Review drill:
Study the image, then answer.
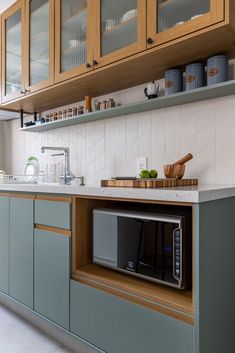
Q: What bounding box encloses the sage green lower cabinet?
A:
[70,280,194,353]
[34,229,70,330]
[0,197,10,294]
[9,197,34,308]
[195,198,235,353]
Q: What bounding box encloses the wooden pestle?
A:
[174,153,193,165]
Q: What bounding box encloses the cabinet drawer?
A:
[70,280,194,353]
[35,199,71,230]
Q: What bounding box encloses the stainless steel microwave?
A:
[93,208,192,289]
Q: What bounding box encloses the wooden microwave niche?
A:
[72,196,194,325]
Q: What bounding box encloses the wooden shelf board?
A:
[72,264,194,325]
[20,79,235,132]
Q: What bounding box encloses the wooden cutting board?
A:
[101,178,198,188]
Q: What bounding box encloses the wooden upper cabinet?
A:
[147,0,225,47]
[55,0,94,83]
[93,0,147,68]
[24,0,55,93]
[1,0,25,102]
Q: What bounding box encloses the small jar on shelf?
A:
[63,109,67,119]
[78,106,84,115]
[54,112,58,121]
[107,98,116,108]
[72,107,78,117]
[94,101,101,111]
[67,108,73,118]
[58,111,63,120]
[101,100,108,110]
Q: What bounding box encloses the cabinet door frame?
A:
[147,0,225,48]
[24,0,55,93]
[93,0,147,69]
[55,0,94,83]
[1,0,25,103]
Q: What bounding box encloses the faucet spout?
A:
[41,146,72,185]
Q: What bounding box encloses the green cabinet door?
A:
[70,280,194,353]
[34,229,70,329]
[0,196,10,294]
[9,197,34,308]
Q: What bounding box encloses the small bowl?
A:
[163,164,185,179]
[163,164,175,178]
[173,164,185,179]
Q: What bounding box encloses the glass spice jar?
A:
[58,111,63,120]
[72,107,78,117]
[63,109,67,119]
[107,98,116,108]
[94,101,101,111]
[54,112,58,121]
[67,108,73,118]
[78,106,84,115]
[45,114,50,122]
[101,100,108,110]
[49,112,54,121]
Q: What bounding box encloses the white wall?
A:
[0,0,15,13]
[4,81,235,186]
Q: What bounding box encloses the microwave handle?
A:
[173,228,183,284]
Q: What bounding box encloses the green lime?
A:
[140,170,150,178]
[150,169,158,178]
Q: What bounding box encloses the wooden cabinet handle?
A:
[147,37,154,44]
[86,63,92,68]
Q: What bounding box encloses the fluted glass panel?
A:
[61,0,87,73]
[6,10,21,95]
[158,0,210,33]
[30,0,50,86]
[101,0,137,56]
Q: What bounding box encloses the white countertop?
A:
[0,183,235,203]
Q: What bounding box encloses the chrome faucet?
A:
[41,146,85,186]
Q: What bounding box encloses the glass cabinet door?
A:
[1,1,24,102]
[25,0,54,92]
[55,0,92,82]
[93,0,146,68]
[147,0,224,47]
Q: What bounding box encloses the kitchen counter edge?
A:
[0,184,235,203]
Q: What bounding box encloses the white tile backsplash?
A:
[2,79,235,186]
